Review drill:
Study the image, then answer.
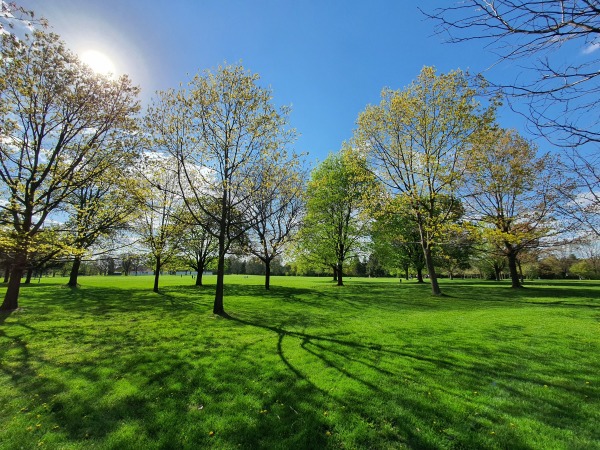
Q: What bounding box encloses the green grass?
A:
[1,275,599,449]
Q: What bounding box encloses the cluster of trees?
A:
[1,2,599,314]
[294,62,600,293]
[0,12,304,314]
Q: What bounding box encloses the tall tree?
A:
[424,2,600,243]
[464,128,562,288]
[0,30,139,311]
[356,66,495,295]
[298,146,376,286]
[147,64,296,315]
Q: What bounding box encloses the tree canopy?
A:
[146,64,299,314]
[0,30,139,310]
[297,146,376,286]
[356,66,496,295]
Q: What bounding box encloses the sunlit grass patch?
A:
[1,275,599,449]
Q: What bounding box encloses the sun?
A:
[81,50,116,77]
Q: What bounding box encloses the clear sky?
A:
[21,0,527,164]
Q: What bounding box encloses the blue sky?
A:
[23,0,525,163]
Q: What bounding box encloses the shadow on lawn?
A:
[13,277,600,317]
[224,310,599,449]
[1,319,336,448]
[2,279,599,449]
[441,282,600,310]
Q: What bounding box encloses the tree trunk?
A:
[213,227,226,314]
[423,245,441,295]
[264,259,271,290]
[3,263,10,283]
[213,249,225,315]
[24,268,33,284]
[68,256,82,287]
[195,263,204,286]
[506,246,522,288]
[416,267,424,283]
[1,251,26,311]
[404,266,409,280]
[213,184,228,316]
[494,265,502,281]
[337,262,343,286]
[517,259,525,284]
[332,265,338,282]
[153,256,161,293]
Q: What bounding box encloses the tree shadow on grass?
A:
[0,309,12,325]
[3,278,599,448]
[431,280,600,311]
[224,297,600,448]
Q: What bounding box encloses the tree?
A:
[298,146,376,286]
[147,64,296,315]
[356,66,495,295]
[424,0,600,148]
[424,2,600,243]
[371,197,426,282]
[472,244,508,281]
[245,156,305,290]
[180,210,219,287]
[120,252,144,276]
[64,161,139,287]
[0,30,139,311]
[555,149,600,238]
[573,241,600,279]
[134,155,185,293]
[464,128,562,288]
[570,260,598,279]
[437,226,477,280]
[365,253,387,278]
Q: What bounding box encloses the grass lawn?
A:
[1,275,599,449]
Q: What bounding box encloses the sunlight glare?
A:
[81,50,116,76]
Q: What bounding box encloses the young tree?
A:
[464,128,562,288]
[356,66,495,295]
[0,30,139,311]
[245,157,305,290]
[64,163,139,287]
[147,64,297,315]
[298,146,376,286]
[180,208,219,287]
[371,197,426,282]
[133,155,185,293]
